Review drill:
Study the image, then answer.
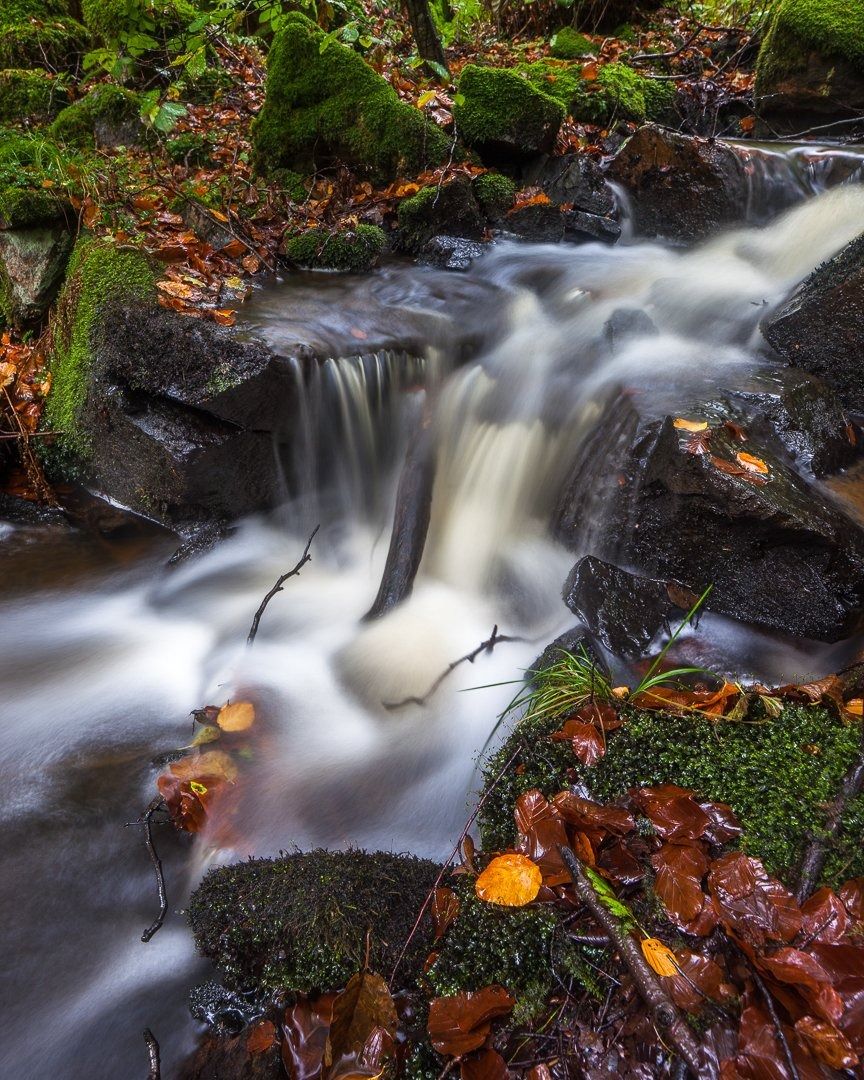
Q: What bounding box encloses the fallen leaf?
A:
[641,937,678,976]
[551,718,604,765]
[476,853,542,907]
[630,785,711,841]
[282,994,336,1080]
[427,986,514,1056]
[794,1016,859,1070]
[708,851,802,947]
[217,700,255,731]
[735,452,769,474]
[651,842,708,926]
[248,1019,278,1054]
[673,418,708,432]
[431,887,460,943]
[514,790,570,885]
[417,90,437,107]
[211,308,237,326]
[328,972,397,1072]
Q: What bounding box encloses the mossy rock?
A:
[0,0,70,26]
[550,27,593,60]
[517,60,586,115]
[252,12,450,181]
[188,849,441,995]
[453,65,564,160]
[283,223,387,272]
[480,703,864,888]
[0,70,66,124]
[572,62,676,125]
[472,172,515,220]
[755,0,864,129]
[165,132,213,167]
[397,177,484,254]
[0,17,89,73]
[51,84,143,148]
[44,236,156,459]
[81,0,196,47]
[0,131,75,227]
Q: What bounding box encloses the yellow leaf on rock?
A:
[475,853,542,907]
[736,452,769,474]
[217,700,255,731]
[673,418,708,432]
[641,937,678,976]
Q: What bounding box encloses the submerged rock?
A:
[420,234,487,271]
[762,232,864,413]
[606,124,747,244]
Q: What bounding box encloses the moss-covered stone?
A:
[481,703,864,887]
[0,131,74,227]
[0,70,65,124]
[550,27,593,59]
[283,223,387,272]
[81,0,196,47]
[50,84,142,148]
[44,236,155,458]
[0,17,89,73]
[252,12,450,181]
[572,62,676,124]
[453,64,564,159]
[518,59,586,115]
[397,176,484,253]
[0,0,69,24]
[472,171,515,219]
[188,849,441,995]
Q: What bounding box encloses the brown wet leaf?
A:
[514,789,570,885]
[550,718,605,765]
[431,887,460,943]
[247,1019,278,1054]
[217,700,255,731]
[630,784,711,841]
[800,888,849,945]
[651,842,708,926]
[282,994,336,1080]
[427,986,514,1056]
[460,1048,509,1080]
[708,851,802,947]
[551,791,635,837]
[794,1016,859,1070]
[839,878,864,922]
[667,950,736,1012]
[328,972,397,1068]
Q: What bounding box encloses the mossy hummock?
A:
[0,70,65,124]
[0,2,89,73]
[283,223,387,272]
[572,62,676,124]
[550,27,593,60]
[453,65,564,159]
[50,84,143,148]
[81,0,196,47]
[0,131,74,227]
[44,236,155,458]
[189,849,441,995]
[481,703,864,887]
[472,172,516,219]
[252,12,450,181]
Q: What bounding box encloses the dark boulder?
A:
[762,233,864,413]
[530,627,608,677]
[522,153,617,217]
[397,177,485,254]
[602,307,658,354]
[419,235,487,271]
[501,203,564,244]
[605,125,747,244]
[562,209,621,245]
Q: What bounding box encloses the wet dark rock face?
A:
[762,232,864,413]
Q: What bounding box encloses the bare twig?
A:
[127,796,168,943]
[144,1028,161,1080]
[383,624,526,709]
[558,845,706,1079]
[247,525,319,646]
[750,967,800,1080]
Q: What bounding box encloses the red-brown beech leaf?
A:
[514,790,570,885]
[551,719,605,765]
[808,942,864,1052]
[247,1019,278,1054]
[666,950,737,1013]
[629,785,711,841]
[432,887,460,943]
[651,842,709,926]
[756,947,844,1024]
[794,1016,859,1070]
[573,700,624,731]
[699,800,743,846]
[460,1048,509,1080]
[596,838,645,885]
[731,993,825,1080]
[328,972,398,1066]
[839,878,864,922]
[551,791,635,836]
[282,993,336,1080]
[428,986,515,1056]
[708,852,802,947]
[800,888,849,946]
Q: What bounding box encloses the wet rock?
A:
[0,221,73,324]
[522,152,617,217]
[501,203,564,244]
[180,1028,281,1080]
[606,125,747,244]
[454,65,564,162]
[0,491,68,529]
[419,234,487,271]
[189,982,263,1033]
[397,177,484,254]
[530,627,608,676]
[562,209,621,245]
[563,556,687,658]
[761,233,864,413]
[182,199,235,251]
[602,307,658,354]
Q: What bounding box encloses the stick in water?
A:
[126,796,168,943]
[144,1028,161,1080]
[247,525,320,646]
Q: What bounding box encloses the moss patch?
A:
[756,0,864,97]
[81,0,195,47]
[550,27,593,59]
[283,223,387,272]
[189,849,441,995]
[572,62,676,124]
[473,172,515,219]
[252,12,450,181]
[0,131,75,227]
[44,236,155,458]
[453,64,564,157]
[0,70,65,124]
[481,704,863,887]
[0,12,89,73]
[50,84,142,148]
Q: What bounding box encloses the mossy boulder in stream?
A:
[397,176,485,253]
[283,223,387,272]
[252,12,450,180]
[571,62,676,125]
[756,0,864,132]
[189,850,441,995]
[480,703,864,888]
[453,65,564,161]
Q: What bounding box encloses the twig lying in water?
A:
[558,844,706,1079]
[383,624,526,709]
[144,1028,161,1080]
[247,525,319,646]
[127,796,168,943]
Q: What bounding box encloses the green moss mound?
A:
[0,0,70,25]
[481,703,863,886]
[50,84,142,147]
[0,131,75,227]
[44,237,155,458]
[473,172,515,219]
[0,17,88,73]
[188,849,441,995]
[550,27,593,59]
[518,59,585,115]
[756,0,864,97]
[0,70,65,123]
[453,65,564,157]
[252,12,450,181]
[283,223,387,272]
[81,0,195,47]
[572,62,675,124]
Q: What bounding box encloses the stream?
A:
[3,140,864,1078]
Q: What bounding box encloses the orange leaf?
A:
[475,853,542,907]
[846,698,864,716]
[641,937,678,976]
[217,700,255,731]
[211,308,236,326]
[736,452,769,474]
[673,418,708,432]
[222,238,246,258]
[247,1019,277,1054]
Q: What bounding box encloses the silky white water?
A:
[2,170,864,1078]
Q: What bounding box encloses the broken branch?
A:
[127,796,168,943]
[247,525,319,646]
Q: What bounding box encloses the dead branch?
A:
[247,525,319,646]
[558,844,706,1079]
[384,624,526,709]
[127,796,168,943]
[144,1028,161,1080]
[750,967,800,1080]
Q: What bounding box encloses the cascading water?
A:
[3,152,864,1079]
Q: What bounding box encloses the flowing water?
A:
[3,142,864,1078]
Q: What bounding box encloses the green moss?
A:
[481,704,863,886]
[0,70,65,123]
[81,0,196,47]
[44,236,155,458]
[0,17,89,72]
[826,790,864,887]
[453,64,565,155]
[756,0,864,97]
[177,65,232,105]
[572,61,675,124]
[473,172,515,218]
[283,223,387,272]
[252,12,450,181]
[0,130,75,226]
[165,131,211,166]
[518,59,586,114]
[270,168,309,202]
[50,84,142,147]
[0,0,69,27]
[188,849,441,995]
[550,27,593,59]
[0,186,67,227]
